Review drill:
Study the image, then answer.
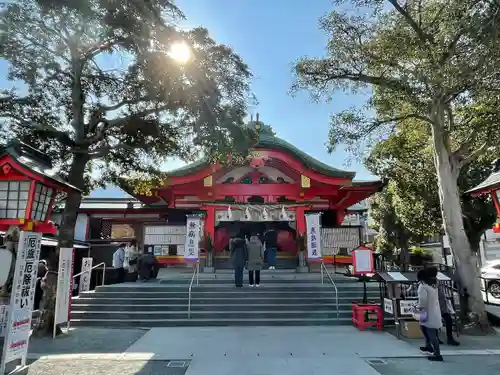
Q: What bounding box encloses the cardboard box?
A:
[401,320,423,339]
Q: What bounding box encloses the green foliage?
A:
[293,0,500,161]
[0,0,256,192]
[366,119,498,250]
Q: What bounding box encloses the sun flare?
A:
[168,42,192,63]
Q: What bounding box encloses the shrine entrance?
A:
[211,205,299,269]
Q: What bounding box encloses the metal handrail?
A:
[187,261,200,319]
[320,262,340,320]
[72,262,106,287]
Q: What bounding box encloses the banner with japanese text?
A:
[305,213,322,259]
[184,215,201,261]
[1,231,41,372]
[54,248,74,327]
[78,257,93,294]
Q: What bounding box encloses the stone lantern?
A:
[468,159,500,233]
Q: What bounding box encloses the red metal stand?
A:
[352,302,383,331]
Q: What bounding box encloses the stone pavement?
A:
[23,326,500,375]
[369,355,500,375]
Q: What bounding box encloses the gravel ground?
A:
[26,359,189,375]
[369,355,500,375]
[28,328,148,355]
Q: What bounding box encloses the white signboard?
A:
[184,215,201,261]
[54,248,74,331]
[352,248,374,274]
[399,299,418,316]
[383,298,394,315]
[305,213,322,259]
[0,231,41,373]
[78,258,93,294]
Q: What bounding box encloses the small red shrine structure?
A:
[120,120,382,262]
[468,159,500,233]
[0,140,79,234]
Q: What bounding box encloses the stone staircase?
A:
[70,272,381,327]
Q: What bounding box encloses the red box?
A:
[352,302,383,331]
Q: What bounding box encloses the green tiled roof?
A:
[167,130,356,179]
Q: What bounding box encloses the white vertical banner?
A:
[184,215,201,261]
[305,213,322,259]
[54,248,74,333]
[1,231,42,373]
[78,257,93,294]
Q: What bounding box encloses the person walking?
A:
[230,232,247,288]
[263,226,278,270]
[417,269,443,361]
[246,232,264,287]
[112,243,126,284]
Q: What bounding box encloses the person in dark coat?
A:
[34,260,48,310]
[137,252,159,281]
[263,226,278,269]
[230,233,247,287]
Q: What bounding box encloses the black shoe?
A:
[428,354,444,362]
[447,339,460,346]
[420,346,433,354]
[438,339,444,345]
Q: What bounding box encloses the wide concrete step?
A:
[69,317,353,327]
[71,302,350,312]
[70,310,351,320]
[95,284,379,293]
[79,290,379,299]
[72,296,367,305]
[133,278,377,285]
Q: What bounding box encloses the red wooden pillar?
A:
[296,207,306,236]
[204,206,216,240]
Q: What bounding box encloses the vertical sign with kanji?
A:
[54,248,74,337]
[0,231,41,374]
[184,215,201,262]
[78,257,93,294]
[305,213,322,260]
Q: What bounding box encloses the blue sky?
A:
[0,0,375,199]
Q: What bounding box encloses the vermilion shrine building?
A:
[76,121,381,267]
[1,123,382,269]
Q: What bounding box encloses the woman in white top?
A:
[418,269,443,361]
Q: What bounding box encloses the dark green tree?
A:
[293,0,500,329]
[0,0,255,335]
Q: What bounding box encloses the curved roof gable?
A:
[167,125,356,179]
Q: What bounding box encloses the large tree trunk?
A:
[34,153,88,336]
[430,117,490,331]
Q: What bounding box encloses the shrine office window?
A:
[31,184,53,221]
[0,181,30,219]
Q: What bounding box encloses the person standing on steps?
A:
[112,243,126,284]
[263,225,278,270]
[246,232,264,287]
[230,232,247,288]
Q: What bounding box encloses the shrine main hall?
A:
[67,120,382,269]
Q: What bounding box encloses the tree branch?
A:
[88,142,139,160]
[368,113,433,133]
[458,141,489,168]
[388,0,435,46]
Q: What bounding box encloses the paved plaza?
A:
[23,326,500,375]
